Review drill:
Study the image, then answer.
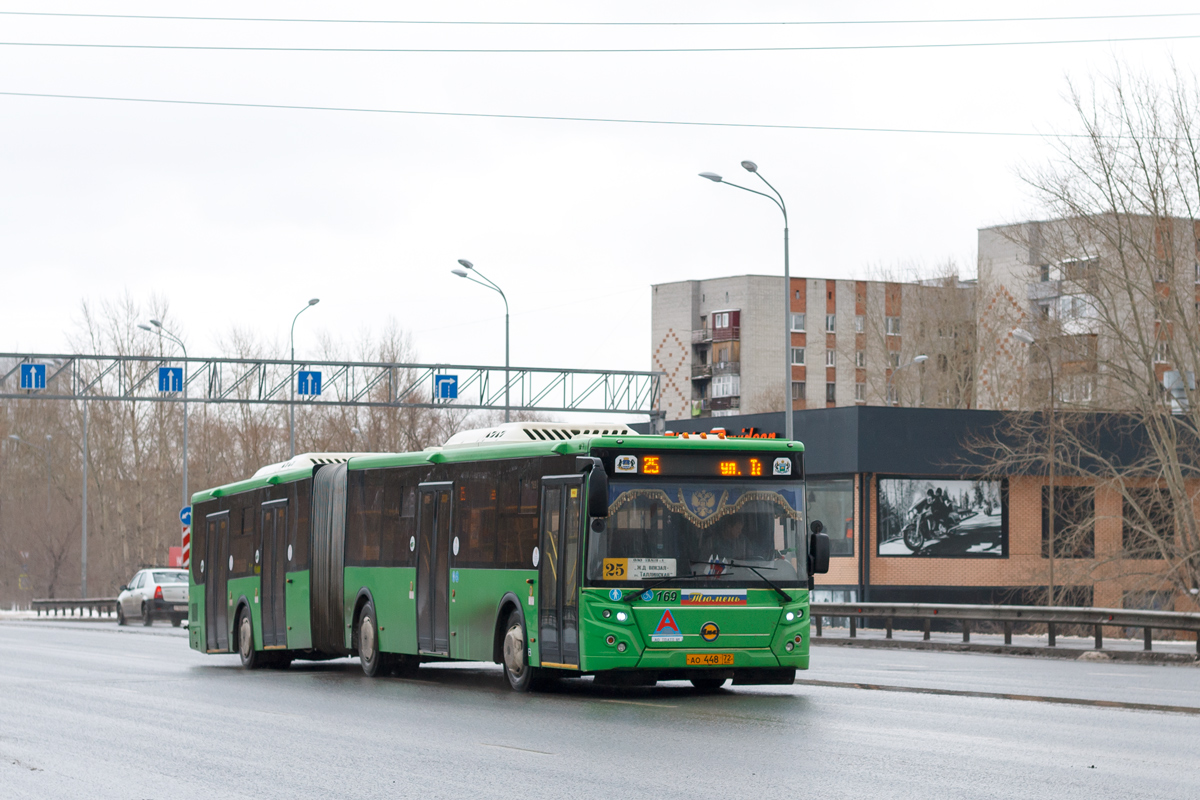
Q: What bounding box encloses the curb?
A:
[812,636,1200,666]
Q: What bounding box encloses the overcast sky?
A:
[2,1,1198,386]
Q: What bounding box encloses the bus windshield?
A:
[586,480,806,588]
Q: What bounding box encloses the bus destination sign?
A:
[610,452,794,478]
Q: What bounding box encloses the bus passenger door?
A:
[260,500,288,648]
[416,483,453,655]
[538,476,583,669]
[204,512,230,651]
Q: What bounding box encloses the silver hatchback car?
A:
[117,569,189,626]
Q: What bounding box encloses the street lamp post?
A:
[140,321,189,514]
[886,354,929,406]
[452,260,510,422]
[289,299,320,458]
[700,162,793,443]
[1013,327,1057,606]
[7,434,52,516]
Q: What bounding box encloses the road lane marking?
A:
[795,678,1200,716]
[597,698,678,708]
[479,743,553,755]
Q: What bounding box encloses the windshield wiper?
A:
[620,571,728,603]
[690,560,793,603]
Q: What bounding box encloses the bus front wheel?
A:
[502,609,540,692]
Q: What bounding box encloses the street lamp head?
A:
[1011,327,1036,345]
[8,434,19,441]
[913,354,929,364]
[457,259,474,270]
[137,324,154,332]
[451,269,469,278]
[308,298,320,306]
[149,319,162,328]
[699,172,723,183]
[740,160,758,173]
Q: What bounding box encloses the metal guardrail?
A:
[811,602,1200,654]
[32,598,117,618]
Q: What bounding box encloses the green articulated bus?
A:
[187,423,831,691]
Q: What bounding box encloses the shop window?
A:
[807,479,854,556]
[1041,486,1094,558]
[1122,489,1171,559]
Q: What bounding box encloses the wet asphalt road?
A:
[1,620,1196,800]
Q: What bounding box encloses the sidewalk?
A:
[813,624,1199,664]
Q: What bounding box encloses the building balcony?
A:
[692,326,739,344]
[712,360,740,376]
[1027,280,1062,301]
[692,363,713,380]
[691,328,712,344]
[706,396,740,411]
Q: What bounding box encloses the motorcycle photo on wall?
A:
[877,477,1007,557]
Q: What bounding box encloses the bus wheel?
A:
[358,601,390,678]
[237,608,262,669]
[689,677,727,692]
[502,609,540,692]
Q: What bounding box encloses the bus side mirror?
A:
[577,456,609,518]
[809,523,830,575]
[588,467,609,518]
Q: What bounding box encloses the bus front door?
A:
[416,483,453,655]
[538,476,583,669]
[204,511,230,651]
[260,500,288,648]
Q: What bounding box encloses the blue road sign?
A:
[180,506,192,527]
[19,364,46,390]
[297,370,322,396]
[434,374,458,400]
[158,366,183,392]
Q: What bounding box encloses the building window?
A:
[791,313,806,332]
[1194,262,1200,284]
[855,351,865,368]
[712,374,740,398]
[886,384,897,405]
[792,381,805,399]
[791,347,805,365]
[825,383,836,403]
[1154,341,1169,364]
[889,352,901,369]
[1122,489,1170,559]
[714,312,730,328]
[1042,486,1095,559]
[885,316,901,336]
[825,350,836,367]
[855,315,864,333]
[825,314,836,333]
[806,479,854,556]
[1040,264,1051,282]
[855,383,865,402]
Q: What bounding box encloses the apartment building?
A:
[652,274,975,422]
[976,215,1200,411]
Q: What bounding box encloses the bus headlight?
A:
[615,611,628,622]
[785,612,795,621]
[617,642,627,652]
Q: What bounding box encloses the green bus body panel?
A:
[190,469,311,506]
[576,588,811,672]
[450,569,536,663]
[348,434,803,473]
[188,582,205,652]
[343,566,418,654]
[286,570,312,650]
